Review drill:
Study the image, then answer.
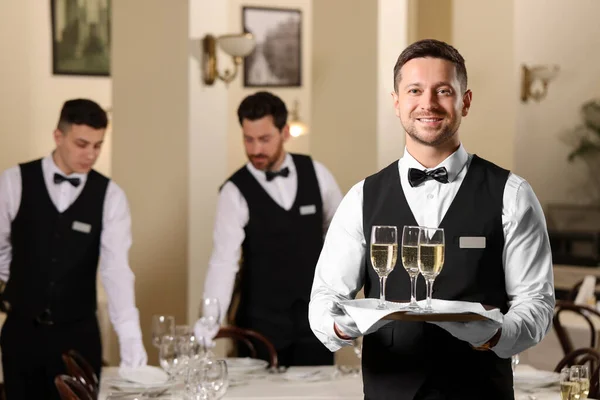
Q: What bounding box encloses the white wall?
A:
[0,0,112,176]
[514,0,600,206]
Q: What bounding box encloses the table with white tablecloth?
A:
[98,364,579,400]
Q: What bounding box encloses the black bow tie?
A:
[265,167,290,182]
[408,167,449,187]
[53,173,81,188]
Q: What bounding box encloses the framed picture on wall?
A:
[50,0,111,76]
[242,6,302,87]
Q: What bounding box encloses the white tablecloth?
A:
[99,366,363,400]
[98,365,577,400]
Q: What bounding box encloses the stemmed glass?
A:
[401,226,421,311]
[186,358,229,400]
[370,226,398,309]
[579,364,590,399]
[196,298,221,357]
[152,315,175,348]
[418,227,445,313]
[158,335,181,380]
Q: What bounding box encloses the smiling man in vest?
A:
[0,99,147,399]
[309,39,555,399]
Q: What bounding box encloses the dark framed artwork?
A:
[242,6,302,87]
[51,0,111,76]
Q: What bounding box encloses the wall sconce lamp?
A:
[521,64,560,103]
[289,100,308,137]
[202,33,256,85]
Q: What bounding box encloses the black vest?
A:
[228,154,323,313]
[361,155,513,400]
[4,159,109,323]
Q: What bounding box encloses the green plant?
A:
[563,99,600,203]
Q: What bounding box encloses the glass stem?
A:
[410,275,417,305]
[426,279,434,309]
[380,276,388,305]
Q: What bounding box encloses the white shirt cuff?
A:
[319,314,353,352]
[492,317,518,359]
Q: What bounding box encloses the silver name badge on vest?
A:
[459,236,486,249]
[299,204,317,216]
[72,221,92,234]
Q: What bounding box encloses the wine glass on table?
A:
[152,315,175,348]
[417,227,445,313]
[401,225,422,311]
[370,225,398,310]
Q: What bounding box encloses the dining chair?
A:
[554,347,600,398]
[62,349,99,398]
[553,302,600,356]
[215,325,279,368]
[54,374,94,400]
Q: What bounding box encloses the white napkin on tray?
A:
[339,298,503,335]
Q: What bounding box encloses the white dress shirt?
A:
[204,153,343,321]
[0,154,143,341]
[309,144,555,359]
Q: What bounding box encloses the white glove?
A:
[119,337,148,368]
[428,320,502,347]
[193,318,219,349]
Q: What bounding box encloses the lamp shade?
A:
[218,33,256,57]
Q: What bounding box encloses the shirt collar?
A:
[246,152,294,182]
[401,143,468,183]
[43,153,88,185]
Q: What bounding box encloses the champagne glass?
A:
[418,227,445,313]
[569,366,583,400]
[401,226,421,311]
[370,225,398,309]
[578,364,590,399]
[561,367,575,400]
[152,315,175,348]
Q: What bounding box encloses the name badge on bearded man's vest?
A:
[299,204,317,215]
[72,221,92,234]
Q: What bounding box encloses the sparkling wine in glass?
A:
[152,315,175,348]
[579,364,590,399]
[370,225,398,309]
[418,227,445,313]
[401,226,421,311]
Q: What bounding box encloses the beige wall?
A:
[311,0,378,194]
[451,0,516,170]
[112,0,189,365]
[226,0,313,175]
[514,0,600,207]
[409,0,453,44]
[0,0,112,176]
[187,0,230,332]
